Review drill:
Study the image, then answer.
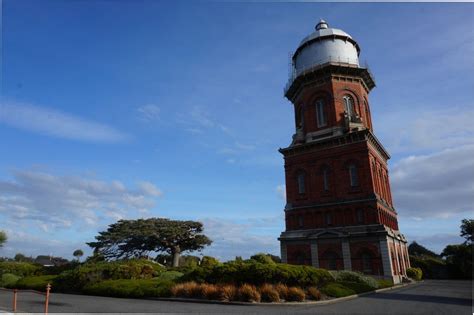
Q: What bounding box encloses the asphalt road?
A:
[0,280,472,314]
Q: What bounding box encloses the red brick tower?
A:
[279,20,410,283]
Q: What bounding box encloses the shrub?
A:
[320,283,356,298]
[259,284,280,302]
[307,286,321,300]
[286,286,305,302]
[377,279,393,288]
[54,259,164,292]
[0,262,41,277]
[200,256,220,268]
[250,253,276,265]
[406,267,423,281]
[156,271,183,282]
[170,281,201,298]
[201,283,221,300]
[274,283,289,300]
[8,275,57,291]
[192,260,334,287]
[0,273,21,287]
[220,284,238,301]
[338,281,374,294]
[83,278,173,298]
[331,270,378,289]
[238,284,261,302]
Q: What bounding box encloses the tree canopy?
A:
[73,249,84,261]
[460,219,473,245]
[87,218,212,266]
[0,231,6,248]
[408,241,439,258]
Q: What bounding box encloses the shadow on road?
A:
[366,293,472,306]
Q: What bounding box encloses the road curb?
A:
[149,281,420,306]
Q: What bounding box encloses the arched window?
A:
[349,164,359,187]
[343,95,355,117]
[315,99,327,127]
[297,172,306,194]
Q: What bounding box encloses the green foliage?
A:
[0,262,41,277]
[182,260,334,287]
[200,256,220,268]
[0,231,6,248]
[8,275,57,291]
[14,253,33,263]
[0,273,21,287]
[330,270,379,289]
[320,283,356,298]
[441,244,472,279]
[250,253,277,265]
[409,255,447,279]
[73,249,84,260]
[408,241,439,258]
[87,218,212,266]
[460,219,473,245]
[406,267,423,280]
[377,279,393,288]
[156,271,183,281]
[83,278,174,298]
[337,281,374,293]
[54,259,165,292]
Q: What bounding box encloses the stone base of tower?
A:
[279,224,410,284]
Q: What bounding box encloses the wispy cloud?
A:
[0,168,163,231]
[276,185,286,200]
[137,104,160,122]
[0,102,128,142]
[177,106,231,136]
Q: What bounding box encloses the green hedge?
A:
[0,273,21,287]
[0,262,41,277]
[156,271,183,282]
[54,259,165,292]
[337,281,374,294]
[7,275,57,291]
[330,271,379,289]
[182,261,334,287]
[406,267,423,281]
[320,283,356,298]
[83,278,174,298]
[377,279,393,288]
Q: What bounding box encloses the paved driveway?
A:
[0,280,471,314]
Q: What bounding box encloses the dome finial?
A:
[316,19,328,30]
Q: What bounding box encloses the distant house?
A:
[34,255,69,267]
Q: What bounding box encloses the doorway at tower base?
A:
[279,224,410,284]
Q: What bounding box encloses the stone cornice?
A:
[279,129,390,161]
[285,63,376,102]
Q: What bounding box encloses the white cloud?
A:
[137,104,160,122]
[177,106,231,136]
[0,169,163,231]
[376,107,474,153]
[0,102,128,142]
[200,217,281,261]
[392,145,474,219]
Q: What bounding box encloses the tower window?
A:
[343,95,355,117]
[356,209,364,223]
[297,172,306,194]
[322,168,330,191]
[349,164,359,187]
[325,212,332,226]
[298,215,304,228]
[315,99,327,127]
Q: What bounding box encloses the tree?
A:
[73,249,84,261]
[87,218,212,267]
[408,241,439,257]
[0,231,6,248]
[460,219,473,245]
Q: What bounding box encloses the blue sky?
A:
[1,1,473,260]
